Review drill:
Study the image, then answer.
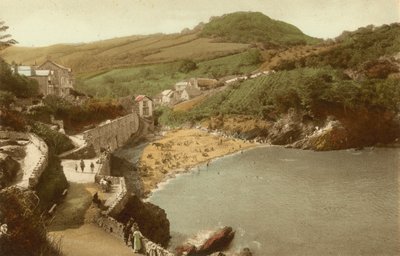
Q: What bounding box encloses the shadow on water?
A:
[149,147,400,255]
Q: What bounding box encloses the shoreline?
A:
[136,128,258,197]
[143,144,264,200]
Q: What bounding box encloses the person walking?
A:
[80,159,85,172]
[123,219,134,245]
[90,162,95,173]
[131,223,142,253]
[75,163,78,172]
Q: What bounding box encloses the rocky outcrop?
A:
[198,226,235,255]
[0,153,20,189]
[116,195,170,247]
[176,226,235,256]
[206,106,400,151]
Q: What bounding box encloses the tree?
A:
[178,59,197,73]
[0,21,17,51]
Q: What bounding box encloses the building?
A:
[174,81,189,92]
[135,95,153,117]
[180,87,202,101]
[161,89,175,105]
[13,60,74,97]
[189,78,219,90]
[13,66,54,95]
[37,60,74,96]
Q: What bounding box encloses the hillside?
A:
[278,23,400,70]
[200,12,321,46]
[160,23,400,150]
[1,12,320,75]
[75,49,262,98]
[2,33,249,74]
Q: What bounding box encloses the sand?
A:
[139,129,256,195]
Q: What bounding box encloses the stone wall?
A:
[95,173,129,217]
[83,113,140,154]
[26,134,49,189]
[97,215,174,256]
[0,131,49,189]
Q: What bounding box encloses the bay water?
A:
[148,146,399,255]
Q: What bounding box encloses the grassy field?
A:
[75,50,262,98]
[2,33,249,74]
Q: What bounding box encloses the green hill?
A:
[279,23,400,70]
[200,12,321,46]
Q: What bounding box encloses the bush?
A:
[178,59,197,73]
[0,187,62,255]
[35,153,68,211]
[0,59,39,98]
[0,109,27,131]
[30,122,74,154]
[0,91,15,108]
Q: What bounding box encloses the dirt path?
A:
[50,224,138,256]
[48,181,141,256]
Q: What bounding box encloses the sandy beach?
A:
[138,129,256,195]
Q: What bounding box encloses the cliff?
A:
[206,107,400,151]
[110,154,171,247]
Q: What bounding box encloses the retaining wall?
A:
[95,173,129,217]
[97,215,174,256]
[83,113,140,154]
[27,133,49,189]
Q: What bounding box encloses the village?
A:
[2,4,399,255]
[1,59,266,256]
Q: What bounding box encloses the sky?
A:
[0,0,399,47]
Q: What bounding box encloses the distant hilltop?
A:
[199,12,321,45]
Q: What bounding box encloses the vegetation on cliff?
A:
[0,59,39,98]
[0,187,62,256]
[279,23,400,70]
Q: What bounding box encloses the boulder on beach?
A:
[175,226,235,256]
[198,226,235,255]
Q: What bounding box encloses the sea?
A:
[147,146,400,255]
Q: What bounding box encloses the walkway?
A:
[49,131,143,256]
[61,158,100,183]
[50,224,140,256]
[15,140,43,187]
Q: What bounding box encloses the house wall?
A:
[30,76,49,95]
[39,62,73,96]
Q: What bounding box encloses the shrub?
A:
[30,122,74,154]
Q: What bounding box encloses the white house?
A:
[135,95,153,117]
[180,87,202,101]
[175,81,189,92]
[161,89,175,105]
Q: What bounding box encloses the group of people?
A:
[75,159,95,173]
[99,177,112,192]
[123,219,143,253]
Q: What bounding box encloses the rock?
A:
[197,226,235,255]
[175,244,197,256]
[115,194,170,247]
[210,252,226,256]
[0,153,20,189]
[239,247,252,256]
[0,145,26,159]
